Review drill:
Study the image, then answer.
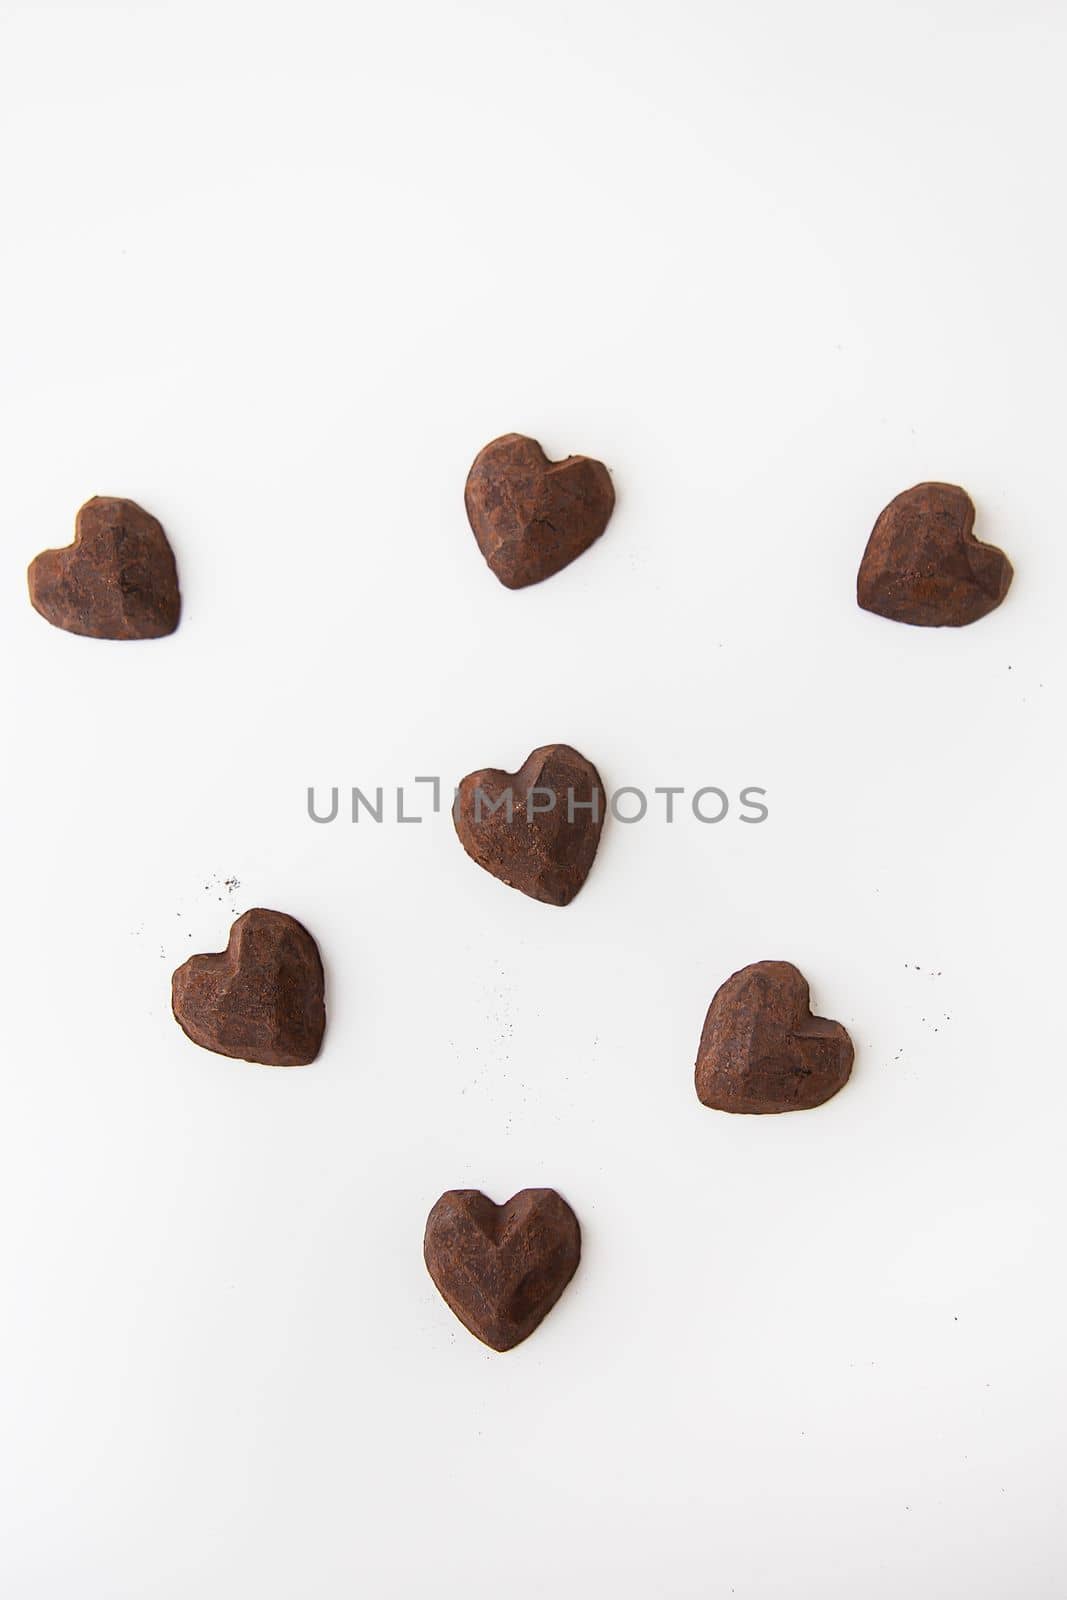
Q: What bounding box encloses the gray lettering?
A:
[739,786,769,824]
[692,787,729,823]
[414,775,441,813]
[654,786,684,823]
[567,787,601,823]
[526,786,557,821]
[396,787,421,823]
[474,787,513,823]
[351,787,384,822]
[307,786,339,824]
[611,786,648,823]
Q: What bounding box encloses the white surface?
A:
[1,2,1065,1595]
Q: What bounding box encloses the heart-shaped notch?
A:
[172,908,325,1066]
[857,481,1013,627]
[695,961,853,1114]
[453,743,605,906]
[28,496,181,640]
[465,433,614,588]
[424,1188,581,1352]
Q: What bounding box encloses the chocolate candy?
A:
[695,960,853,1114]
[424,1188,581,1352]
[453,743,605,906]
[172,908,325,1066]
[28,496,180,640]
[464,433,614,588]
[857,481,1013,627]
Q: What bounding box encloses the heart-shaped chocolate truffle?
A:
[453,743,605,906]
[695,961,853,1114]
[172,908,325,1066]
[424,1188,581,1352]
[465,433,614,588]
[28,496,181,639]
[857,481,1013,627]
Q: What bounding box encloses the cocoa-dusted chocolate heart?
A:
[172,908,325,1066]
[464,433,614,588]
[857,481,1013,627]
[28,496,180,639]
[695,961,853,1114]
[453,743,605,906]
[424,1188,581,1352]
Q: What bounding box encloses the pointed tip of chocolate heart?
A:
[171,907,325,1066]
[857,481,1013,627]
[453,742,605,906]
[28,496,181,640]
[424,1188,581,1351]
[695,960,854,1114]
[465,433,614,589]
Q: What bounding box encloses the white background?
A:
[1,1,1064,1595]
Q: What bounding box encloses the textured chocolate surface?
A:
[695,960,853,1114]
[424,1188,581,1352]
[453,743,605,906]
[172,909,325,1066]
[464,433,614,588]
[28,496,180,639]
[857,481,1012,627]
